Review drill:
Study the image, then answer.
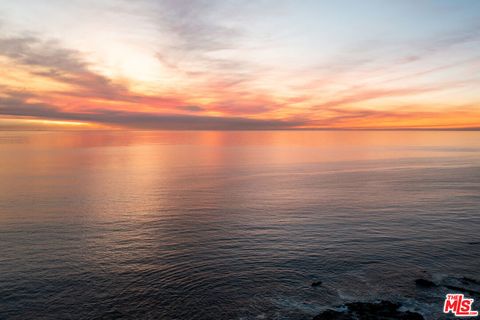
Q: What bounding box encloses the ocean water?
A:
[0,130,479,320]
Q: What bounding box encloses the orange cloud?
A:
[1,29,480,130]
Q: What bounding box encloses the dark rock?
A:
[312,300,425,320]
[415,278,436,288]
[311,281,323,287]
[313,309,351,320]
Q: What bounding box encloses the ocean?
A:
[0,130,479,319]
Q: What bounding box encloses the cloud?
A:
[177,105,204,112]
[311,87,435,110]
[299,22,480,96]
[307,103,480,129]
[0,30,280,121]
[151,0,241,53]
[0,36,86,72]
[0,32,189,111]
[0,93,304,130]
[143,0,266,93]
[1,7,480,130]
[0,34,128,99]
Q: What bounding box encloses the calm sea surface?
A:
[0,130,479,319]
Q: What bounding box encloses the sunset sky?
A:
[1,0,479,130]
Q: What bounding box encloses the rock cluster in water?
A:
[414,278,436,288]
[312,300,424,320]
[311,275,480,319]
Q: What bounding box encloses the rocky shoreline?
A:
[313,300,424,320]
[310,275,480,320]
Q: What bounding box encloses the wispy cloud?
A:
[0,1,480,129]
[0,91,304,129]
[0,34,128,99]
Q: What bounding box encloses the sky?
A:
[0,0,479,130]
